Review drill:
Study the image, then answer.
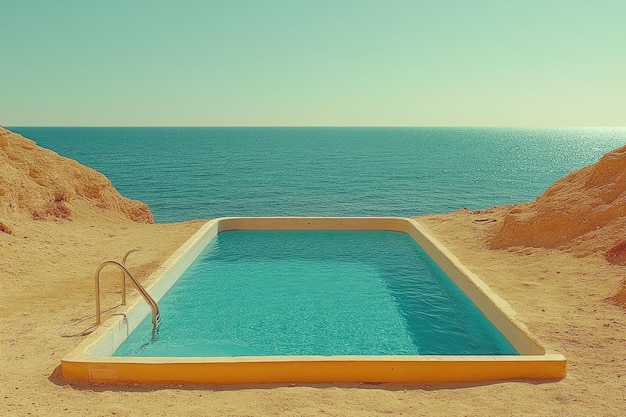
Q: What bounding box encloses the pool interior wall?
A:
[62,217,566,384]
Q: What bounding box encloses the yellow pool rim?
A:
[61,217,566,384]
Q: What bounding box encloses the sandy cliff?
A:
[484,144,626,306]
[0,126,153,234]
[489,144,626,264]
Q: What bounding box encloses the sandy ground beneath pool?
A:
[1,126,625,416]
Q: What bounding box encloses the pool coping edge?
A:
[61,217,566,384]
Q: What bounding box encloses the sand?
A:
[1,127,625,416]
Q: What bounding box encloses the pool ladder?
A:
[94,249,161,338]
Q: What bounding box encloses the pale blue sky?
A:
[2,0,625,126]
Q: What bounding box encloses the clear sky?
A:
[2,0,625,126]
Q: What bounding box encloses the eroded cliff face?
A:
[488,144,626,265]
[0,126,153,233]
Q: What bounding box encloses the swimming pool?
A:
[62,217,566,384]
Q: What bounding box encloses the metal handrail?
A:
[94,259,160,335]
[120,248,139,305]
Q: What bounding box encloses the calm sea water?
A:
[114,230,516,357]
[9,127,626,222]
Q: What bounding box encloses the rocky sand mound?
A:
[0,126,152,233]
[489,144,626,263]
[488,144,626,306]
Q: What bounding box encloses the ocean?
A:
[9,127,626,223]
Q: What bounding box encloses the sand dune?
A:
[487,143,626,307]
[1,127,625,416]
[0,126,152,229]
[489,144,626,260]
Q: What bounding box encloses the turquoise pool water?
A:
[114,230,517,357]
